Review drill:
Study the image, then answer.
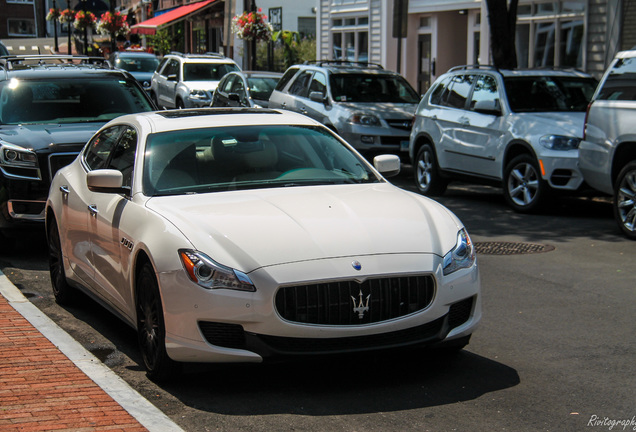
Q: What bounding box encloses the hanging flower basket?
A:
[96,11,130,37]
[231,9,272,42]
[74,10,96,31]
[59,9,76,25]
[47,8,61,21]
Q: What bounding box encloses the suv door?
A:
[284,70,314,115]
[299,71,329,122]
[269,67,300,109]
[158,59,180,109]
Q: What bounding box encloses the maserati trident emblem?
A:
[352,260,362,271]
[351,290,370,319]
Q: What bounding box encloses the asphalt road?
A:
[1,165,634,432]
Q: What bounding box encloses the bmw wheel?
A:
[613,161,636,240]
[414,143,447,196]
[136,262,179,382]
[503,154,547,213]
[48,219,74,305]
[176,99,185,109]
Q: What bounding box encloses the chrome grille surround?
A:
[275,274,436,326]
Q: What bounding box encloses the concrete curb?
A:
[0,270,184,432]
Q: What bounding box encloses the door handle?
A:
[59,185,69,194]
[281,102,286,109]
[300,107,308,114]
[88,205,98,217]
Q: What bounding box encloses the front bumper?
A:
[538,151,585,190]
[159,253,481,363]
[338,125,411,154]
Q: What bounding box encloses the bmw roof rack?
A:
[0,54,111,80]
[448,64,499,72]
[169,51,227,59]
[304,60,384,69]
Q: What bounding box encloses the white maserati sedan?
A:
[46,108,481,381]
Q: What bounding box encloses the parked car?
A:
[46,108,481,381]
[211,71,282,108]
[579,49,636,239]
[268,61,420,155]
[0,54,156,242]
[109,51,160,91]
[409,65,597,212]
[0,41,9,56]
[150,52,240,109]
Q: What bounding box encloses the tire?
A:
[176,99,184,109]
[414,143,448,196]
[503,154,548,213]
[613,161,636,240]
[47,220,75,305]
[136,262,179,382]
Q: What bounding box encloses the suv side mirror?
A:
[167,74,178,81]
[309,91,328,105]
[473,100,502,116]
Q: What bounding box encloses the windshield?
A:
[246,76,279,101]
[503,76,597,112]
[115,56,160,73]
[184,63,240,81]
[329,73,420,103]
[0,78,155,125]
[143,125,380,196]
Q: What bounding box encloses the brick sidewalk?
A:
[0,294,148,432]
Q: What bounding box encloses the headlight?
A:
[0,141,39,168]
[539,135,580,150]
[443,228,475,275]
[179,249,255,292]
[188,89,211,100]
[348,113,381,126]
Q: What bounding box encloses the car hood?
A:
[183,80,221,92]
[129,71,154,82]
[512,111,586,137]
[146,183,461,272]
[0,123,102,151]
[337,102,417,118]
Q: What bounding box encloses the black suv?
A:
[0,55,156,241]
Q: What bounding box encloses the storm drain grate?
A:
[474,242,555,255]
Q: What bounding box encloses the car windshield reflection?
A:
[143,125,380,196]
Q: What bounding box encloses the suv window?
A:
[289,71,313,96]
[309,72,327,97]
[469,75,499,110]
[443,74,474,109]
[504,76,596,112]
[276,67,299,91]
[597,57,636,101]
[329,73,420,103]
[164,59,180,78]
[429,77,451,105]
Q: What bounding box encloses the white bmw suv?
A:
[409,66,597,212]
[150,52,240,109]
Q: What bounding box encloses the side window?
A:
[84,126,123,171]
[469,75,500,111]
[597,58,636,100]
[288,71,313,97]
[429,77,451,106]
[164,60,180,79]
[108,127,137,188]
[444,74,475,110]
[309,72,327,97]
[276,67,300,91]
[222,75,235,93]
[231,78,246,100]
[156,57,169,75]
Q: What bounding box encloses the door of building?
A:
[417,34,433,95]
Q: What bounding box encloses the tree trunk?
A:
[485,0,519,69]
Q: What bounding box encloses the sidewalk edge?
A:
[0,271,184,432]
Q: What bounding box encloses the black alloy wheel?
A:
[48,220,74,305]
[614,161,636,240]
[503,154,547,213]
[414,143,448,196]
[136,262,179,382]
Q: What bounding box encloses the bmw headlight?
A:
[188,89,210,100]
[0,141,38,168]
[443,228,476,276]
[539,135,580,150]
[348,113,381,126]
[179,249,255,292]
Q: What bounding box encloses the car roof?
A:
[0,55,131,81]
[115,108,322,133]
[294,61,395,75]
[239,71,283,78]
[446,64,593,79]
[614,49,636,59]
[113,51,157,58]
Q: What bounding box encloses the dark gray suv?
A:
[268,61,420,155]
[0,55,156,242]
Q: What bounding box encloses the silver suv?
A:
[268,61,420,155]
[150,52,240,109]
[409,65,597,212]
[579,49,636,239]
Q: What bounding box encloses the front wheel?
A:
[414,143,448,196]
[613,161,636,240]
[136,262,179,382]
[503,154,548,213]
[48,220,75,305]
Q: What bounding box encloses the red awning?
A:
[130,0,216,35]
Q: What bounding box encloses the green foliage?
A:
[148,29,171,56]
[256,34,316,72]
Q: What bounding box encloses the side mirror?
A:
[167,73,178,81]
[373,154,401,178]
[309,91,327,104]
[473,100,502,116]
[87,169,129,195]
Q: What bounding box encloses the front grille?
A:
[275,275,436,326]
[550,169,573,186]
[48,152,79,180]
[385,119,413,130]
[380,136,409,146]
[199,322,246,349]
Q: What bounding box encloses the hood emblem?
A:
[351,290,370,319]
[352,260,362,271]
